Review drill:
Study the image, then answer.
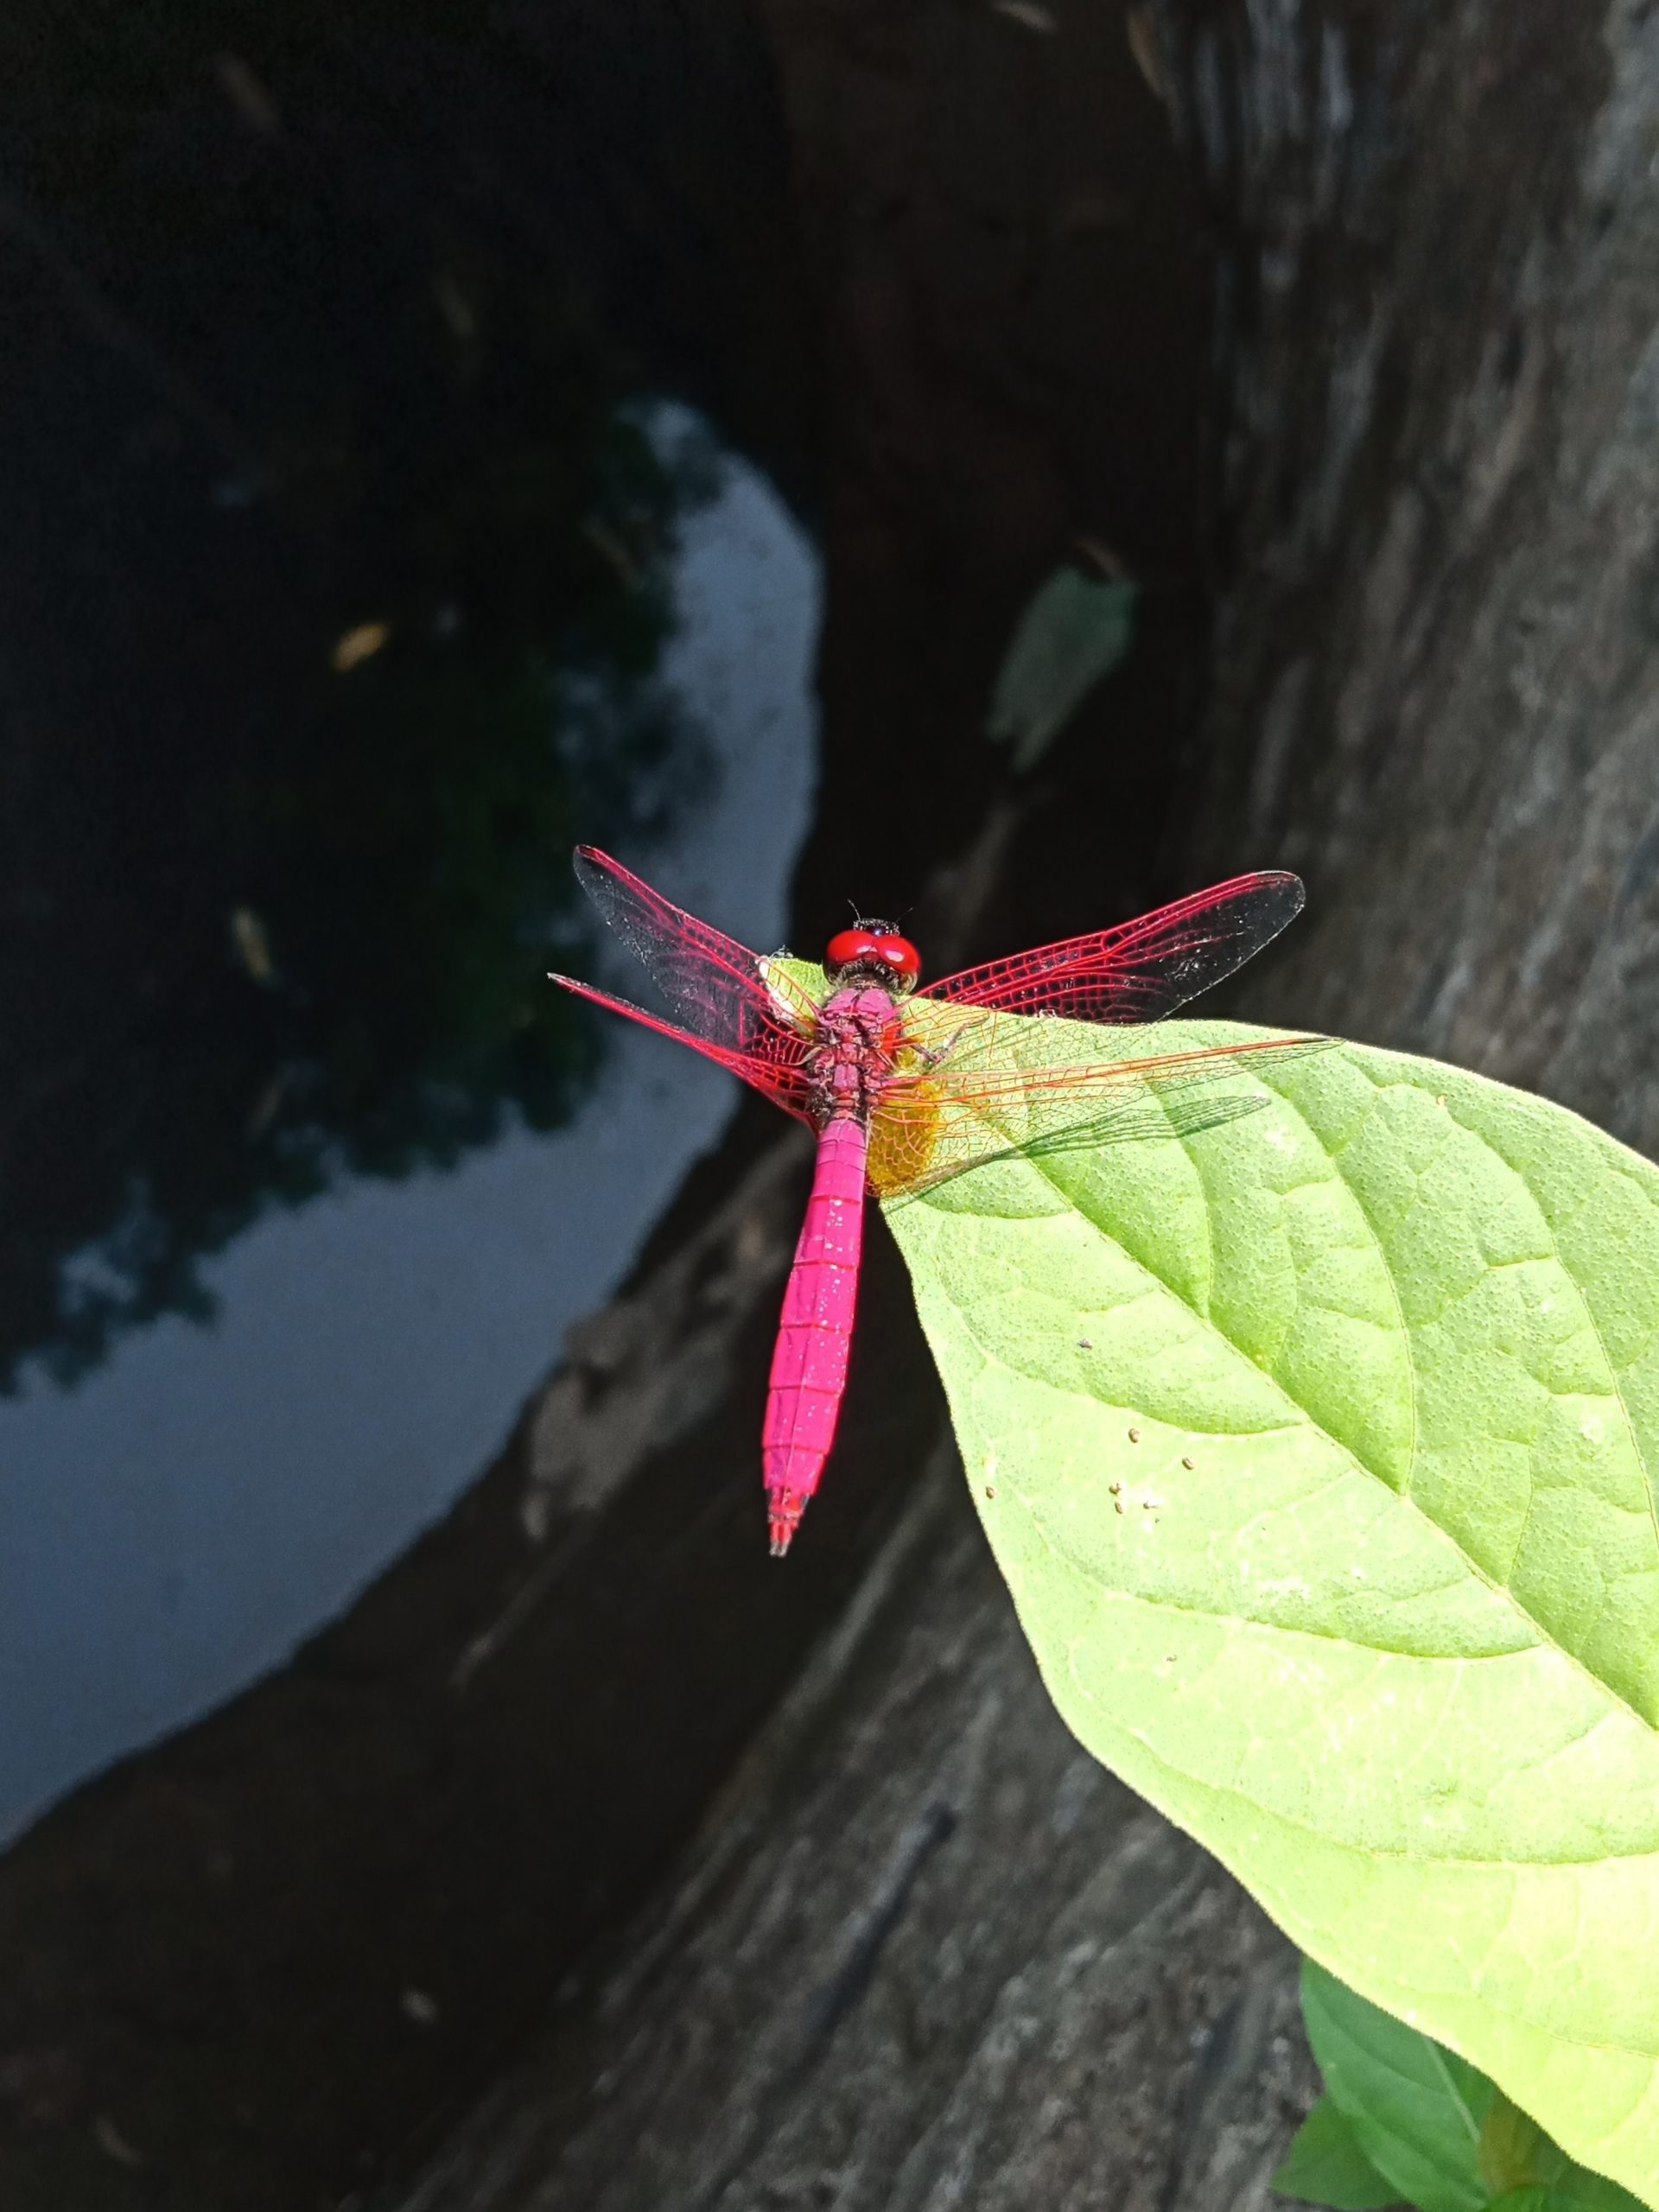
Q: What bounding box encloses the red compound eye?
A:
[824,927,880,973]
[873,934,922,985]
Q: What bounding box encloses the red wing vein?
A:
[571,845,814,1064]
[919,872,1305,1024]
[548,973,816,1122]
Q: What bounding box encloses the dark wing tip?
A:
[1246,868,1305,907]
[1237,869,1306,946]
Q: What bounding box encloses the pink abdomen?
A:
[762,1116,868,1554]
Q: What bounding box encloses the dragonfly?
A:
[550,848,1322,1557]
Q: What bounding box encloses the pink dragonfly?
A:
[550,849,1321,1556]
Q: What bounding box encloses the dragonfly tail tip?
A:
[767,1489,809,1558]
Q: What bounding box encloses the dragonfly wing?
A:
[868,1018,1330,1198]
[918,871,1305,1023]
[548,971,817,1121]
[875,1090,1272,1204]
[572,846,821,1051]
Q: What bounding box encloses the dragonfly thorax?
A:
[807,985,904,1126]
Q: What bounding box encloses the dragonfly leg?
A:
[883,1019,976,1090]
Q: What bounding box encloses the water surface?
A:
[0,432,818,1838]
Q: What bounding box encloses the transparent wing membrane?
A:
[553,847,816,1116]
[545,971,817,1120]
[872,1090,1272,1201]
[868,1021,1329,1199]
[572,846,817,1057]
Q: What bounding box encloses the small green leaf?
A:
[1274,2094,1404,2209]
[1292,1974,1649,2212]
[1300,1960,1490,2212]
[1484,2178,1653,2212]
[987,567,1137,771]
[1482,2088,1571,2195]
[883,1016,1659,2209]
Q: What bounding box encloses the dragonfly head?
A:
[823,922,922,995]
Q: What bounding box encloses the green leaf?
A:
[1482,2087,1573,2195]
[1300,1959,1490,2212]
[881,1016,1659,2209]
[1484,2178,1653,2212]
[1288,1970,1650,2212]
[1274,2094,1404,2209]
[986,567,1137,771]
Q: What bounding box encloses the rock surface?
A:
[390,1458,1317,2212]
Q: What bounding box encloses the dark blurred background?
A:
[0,0,832,1827]
[3,0,1656,2207]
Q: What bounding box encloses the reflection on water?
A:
[0,437,819,1840]
[3,391,716,1394]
